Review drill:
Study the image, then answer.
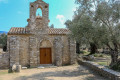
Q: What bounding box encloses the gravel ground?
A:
[0,65,108,80]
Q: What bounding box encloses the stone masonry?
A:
[0,52,9,69]
[0,0,76,69]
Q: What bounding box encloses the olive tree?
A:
[65,0,120,66]
[95,1,120,65]
[65,13,100,55]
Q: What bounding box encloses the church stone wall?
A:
[54,36,63,66]
[7,34,76,68]
[69,39,76,64]
[62,36,70,65]
[29,36,38,67]
[48,35,75,66]
[19,36,30,67]
[0,52,9,69]
[8,35,30,68]
[28,34,76,67]
[9,36,20,67]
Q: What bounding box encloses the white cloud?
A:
[56,15,65,24]
[0,0,8,3]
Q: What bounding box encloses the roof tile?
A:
[8,27,70,35]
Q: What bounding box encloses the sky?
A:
[0,0,77,32]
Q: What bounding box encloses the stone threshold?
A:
[37,64,57,69]
[22,64,57,69]
[77,59,120,80]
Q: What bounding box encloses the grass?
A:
[84,51,90,55]
[0,71,8,75]
[79,51,111,66]
[79,51,120,72]
[93,53,104,57]
[93,54,111,66]
[79,50,90,56]
[96,62,109,66]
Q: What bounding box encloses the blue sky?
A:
[0,0,77,32]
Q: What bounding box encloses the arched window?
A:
[36,8,42,17]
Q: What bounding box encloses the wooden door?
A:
[40,48,46,64]
[40,48,52,64]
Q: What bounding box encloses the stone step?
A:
[37,64,57,69]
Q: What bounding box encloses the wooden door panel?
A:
[46,48,52,64]
[40,48,52,64]
[40,48,46,64]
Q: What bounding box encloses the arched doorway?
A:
[40,40,52,64]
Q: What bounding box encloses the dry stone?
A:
[54,37,63,66]
[12,64,16,72]
[69,39,76,64]
[16,65,21,72]
[0,52,9,69]
[12,64,21,72]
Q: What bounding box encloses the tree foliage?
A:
[50,24,54,28]
[65,0,120,66]
[0,33,7,47]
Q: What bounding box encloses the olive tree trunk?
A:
[109,42,119,66]
[110,50,118,66]
[89,43,97,55]
[76,43,80,54]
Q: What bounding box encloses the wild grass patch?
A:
[0,71,8,75]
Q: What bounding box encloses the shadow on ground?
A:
[15,66,108,80]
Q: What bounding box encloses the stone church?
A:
[7,0,76,68]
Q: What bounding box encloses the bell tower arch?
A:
[27,0,49,33]
[30,0,49,19]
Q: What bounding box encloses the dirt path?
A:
[0,65,108,80]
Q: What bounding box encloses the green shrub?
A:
[79,51,90,55]
[80,51,86,54]
[97,62,107,66]
[83,51,87,53]
[110,61,120,71]
[93,54,98,57]
[93,53,104,57]
[99,54,104,57]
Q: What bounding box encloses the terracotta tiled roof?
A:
[8,27,30,35]
[48,28,70,35]
[8,27,70,35]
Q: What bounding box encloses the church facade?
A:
[7,0,76,68]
